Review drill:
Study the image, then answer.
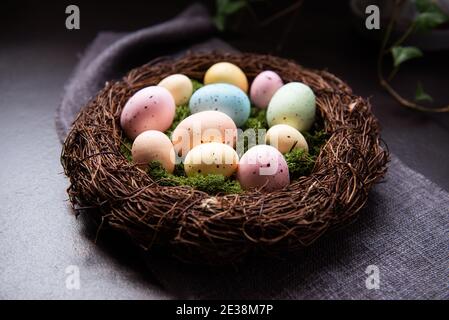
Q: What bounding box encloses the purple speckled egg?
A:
[237,145,290,191]
[249,71,283,109]
[120,86,176,140]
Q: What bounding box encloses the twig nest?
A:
[61,52,389,264]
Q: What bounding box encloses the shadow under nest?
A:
[61,52,389,265]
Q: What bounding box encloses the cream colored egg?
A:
[204,62,248,93]
[184,142,239,177]
[158,74,193,106]
[132,130,175,173]
[265,124,309,154]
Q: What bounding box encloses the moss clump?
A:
[303,129,329,157]
[191,79,203,92]
[147,161,242,194]
[284,148,316,179]
[284,129,328,179]
[242,107,267,131]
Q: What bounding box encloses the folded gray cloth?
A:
[56,4,449,299]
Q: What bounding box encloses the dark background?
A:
[0,0,448,299]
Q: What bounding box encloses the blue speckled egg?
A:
[189,83,250,127]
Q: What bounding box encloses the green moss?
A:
[302,129,329,157]
[147,161,242,194]
[284,129,328,179]
[242,107,267,131]
[284,149,316,179]
[191,79,203,92]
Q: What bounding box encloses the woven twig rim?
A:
[61,52,389,264]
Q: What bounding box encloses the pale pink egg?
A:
[249,71,283,109]
[237,145,290,191]
[171,110,237,158]
[132,130,175,173]
[120,86,176,140]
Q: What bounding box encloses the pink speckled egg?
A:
[120,86,176,140]
[237,145,290,191]
[250,71,283,109]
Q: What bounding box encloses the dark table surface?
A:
[1,0,448,299]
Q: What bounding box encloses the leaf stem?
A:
[377,0,449,112]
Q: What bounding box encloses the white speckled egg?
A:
[237,145,289,191]
[158,74,193,106]
[204,62,248,92]
[171,110,237,158]
[184,142,239,177]
[189,83,250,127]
[265,124,309,154]
[120,86,176,140]
[250,70,283,109]
[132,130,175,173]
[267,82,316,131]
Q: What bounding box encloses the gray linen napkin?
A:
[56,4,449,299]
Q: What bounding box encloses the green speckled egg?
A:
[266,82,316,131]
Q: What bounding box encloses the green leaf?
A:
[391,46,423,67]
[415,11,448,31]
[415,82,433,102]
[413,0,449,31]
[218,0,246,14]
[213,14,226,31]
[214,0,246,31]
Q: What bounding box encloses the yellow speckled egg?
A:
[158,74,193,106]
[132,130,175,173]
[204,62,248,93]
[265,124,309,154]
[184,142,239,177]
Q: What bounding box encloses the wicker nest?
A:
[61,52,389,264]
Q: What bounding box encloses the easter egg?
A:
[237,145,289,191]
[204,62,248,92]
[249,70,283,109]
[131,130,175,173]
[267,82,316,131]
[189,83,250,127]
[265,124,309,154]
[120,86,175,140]
[171,110,237,158]
[158,74,193,106]
[184,142,239,178]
